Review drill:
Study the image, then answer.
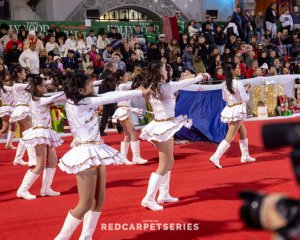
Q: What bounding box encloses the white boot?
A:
[13,141,28,166]
[141,172,164,211]
[239,138,256,163]
[131,140,148,164]
[40,168,61,197]
[79,210,101,240]
[5,131,17,149]
[120,141,134,165]
[55,211,82,240]
[209,140,230,169]
[27,145,37,167]
[16,170,39,200]
[157,171,179,204]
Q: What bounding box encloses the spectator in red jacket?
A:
[246,60,258,78]
[93,52,105,75]
[214,66,225,83]
[4,33,22,55]
[234,55,247,78]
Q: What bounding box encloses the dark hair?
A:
[146,60,164,98]
[165,64,172,82]
[99,74,117,93]
[12,66,25,83]
[29,76,46,101]
[115,70,125,86]
[45,69,64,91]
[62,72,93,104]
[0,74,6,93]
[132,69,148,90]
[224,63,237,94]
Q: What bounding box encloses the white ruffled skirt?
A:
[10,105,30,122]
[0,105,13,117]
[22,127,63,147]
[220,103,247,123]
[112,106,142,123]
[58,143,124,174]
[140,115,192,142]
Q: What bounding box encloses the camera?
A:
[240,122,300,240]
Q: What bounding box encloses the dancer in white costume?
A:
[210,63,256,169]
[139,60,208,211]
[112,70,148,165]
[0,72,17,149]
[55,73,151,240]
[17,76,65,200]
[10,66,36,166]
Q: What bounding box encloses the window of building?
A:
[99,8,152,22]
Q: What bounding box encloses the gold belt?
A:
[78,140,103,145]
[1,104,12,106]
[227,102,242,107]
[15,104,29,107]
[154,117,175,122]
[118,105,130,108]
[33,126,52,130]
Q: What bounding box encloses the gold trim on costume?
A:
[22,136,62,143]
[143,117,189,137]
[33,126,52,130]
[60,152,121,168]
[15,104,29,107]
[113,111,131,121]
[227,102,242,107]
[78,140,103,145]
[221,112,247,120]
[154,117,176,122]
[117,105,130,108]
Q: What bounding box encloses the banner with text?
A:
[0,20,162,37]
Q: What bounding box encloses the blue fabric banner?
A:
[175,89,228,143]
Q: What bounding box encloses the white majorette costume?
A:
[58,90,143,174]
[21,92,65,147]
[10,82,36,166]
[140,75,203,211]
[16,92,66,200]
[220,79,248,123]
[0,85,17,150]
[140,75,203,142]
[112,83,143,123]
[210,79,255,169]
[10,82,31,123]
[0,85,14,117]
[112,83,147,165]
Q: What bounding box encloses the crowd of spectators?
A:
[0,2,300,84]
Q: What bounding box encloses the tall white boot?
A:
[239,138,256,163]
[209,140,231,169]
[79,210,101,240]
[157,171,179,204]
[13,141,28,166]
[40,168,61,197]
[141,172,164,211]
[120,141,134,165]
[55,212,82,240]
[16,170,39,200]
[5,131,17,149]
[131,140,148,164]
[27,145,37,167]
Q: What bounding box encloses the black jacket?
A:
[266,6,276,23]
